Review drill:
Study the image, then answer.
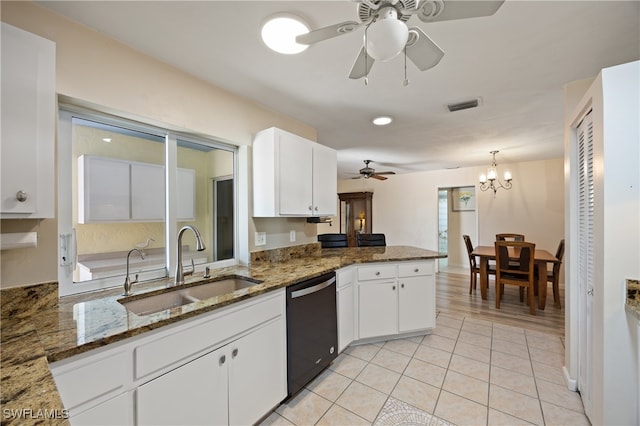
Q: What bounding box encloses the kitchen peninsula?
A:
[1,244,445,425]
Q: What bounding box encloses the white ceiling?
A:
[38,1,639,178]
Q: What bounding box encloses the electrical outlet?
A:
[255,232,266,246]
[289,230,296,242]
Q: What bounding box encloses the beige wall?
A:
[0,1,316,288]
[336,157,565,260]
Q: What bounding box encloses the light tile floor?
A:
[261,312,590,426]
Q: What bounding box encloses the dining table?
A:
[471,245,560,310]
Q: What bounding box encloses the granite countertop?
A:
[626,279,640,319]
[0,245,444,424]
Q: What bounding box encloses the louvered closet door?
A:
[577,111,594,419]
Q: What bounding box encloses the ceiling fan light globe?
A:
[365,16,409,62]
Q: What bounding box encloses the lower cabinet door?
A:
[136,348,229,426]
[337,284,355,352]
[71,392,133,426]
[398,276,434,332]
[358,281,398,339]
[228,318,286,425]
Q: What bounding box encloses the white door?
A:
[398,276,434,332]
[71,392,133,426]
[136,348,229,425]
[576,111,594,419]
[358,281,398,339]
[228,319,287,425]
[337,284,355,352]
[278,132,313,215]
[312,143,337,216]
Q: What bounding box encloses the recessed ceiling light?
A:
[102,138,112,143]
[372,116,393,126]
[261,14,309,55]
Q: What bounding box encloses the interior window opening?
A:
[60,109,238,295]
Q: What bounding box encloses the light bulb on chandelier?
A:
[479,150,512,197]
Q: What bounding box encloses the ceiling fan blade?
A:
[374,171,396,175]
[296,21,361,45]
[405,27,444,71]
[348,46,375,79]
[371,174,388,180]
[417,0,505,23]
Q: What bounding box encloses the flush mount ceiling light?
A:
[372,116,393,126]
[261,14,310,55]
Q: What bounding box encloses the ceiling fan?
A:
[296,0,505,80]
[352,160,396,180]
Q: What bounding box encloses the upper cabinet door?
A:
[1,23,55,218]
[278,131,313,215]
[78,156,130,223]
[131,162,165,220]
[312,143,337,216]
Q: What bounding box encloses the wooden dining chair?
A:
[496,233,525,241]
[495,240,536,315]
[356,233,386,247]
[463,235,495,294]
[548,239,565,308]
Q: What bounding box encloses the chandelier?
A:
[479,150,512,196]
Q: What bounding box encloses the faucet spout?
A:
[175,225,206,286]
[123,248,145,296]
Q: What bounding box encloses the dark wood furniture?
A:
[463,234,495,294]
[339,192,373,247]
[356,233,386,247]
[547,239,565,308]
[471,245,559,309]
[496,233,525,241]
[317,233,348,248]
[495,241,537,315]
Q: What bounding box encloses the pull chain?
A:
[364,26,369,86]
[403,46,409,87]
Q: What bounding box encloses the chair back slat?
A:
[496,233,525,242]
[356,233,386,247]
[318,233,348,248]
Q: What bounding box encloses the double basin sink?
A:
[119,277,261,316]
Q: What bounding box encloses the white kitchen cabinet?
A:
[131,162,164,220]
[336,267,355,352]
[253,127,337,217]
[137,348,228,425]
[177,167,196,221]
[78,155,195,222]
[228,319,286,425]
[358,280,398,339]
[356,260,435,340]
[0,23,55,218]
[51,289,287,426]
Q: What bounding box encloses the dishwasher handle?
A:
[290,276,336,299]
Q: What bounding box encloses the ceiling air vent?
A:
[447,98,480,112]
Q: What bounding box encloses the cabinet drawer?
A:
[398,261,433,277]
[357,264,396,281]
[52,350,127,410]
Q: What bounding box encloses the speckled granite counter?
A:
[0,245,444,425]
[626,279,640,319]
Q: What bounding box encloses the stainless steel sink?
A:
[185,278,259,300]
[119,277,261,316]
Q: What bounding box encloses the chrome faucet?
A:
[123,248,145,296]
[174,225,206,286]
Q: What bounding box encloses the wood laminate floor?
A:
[436,271,565,337]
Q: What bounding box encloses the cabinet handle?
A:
[314,206,318,211]
[375,271,381,276]
[392,285,396,290]
[401,283,405,289]
[219,355,226,365]
[232,348,238,358]
[308,205,313,211]
[16,191,28,202]
[414,268,419,273]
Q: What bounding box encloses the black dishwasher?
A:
[286,271,338,397]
